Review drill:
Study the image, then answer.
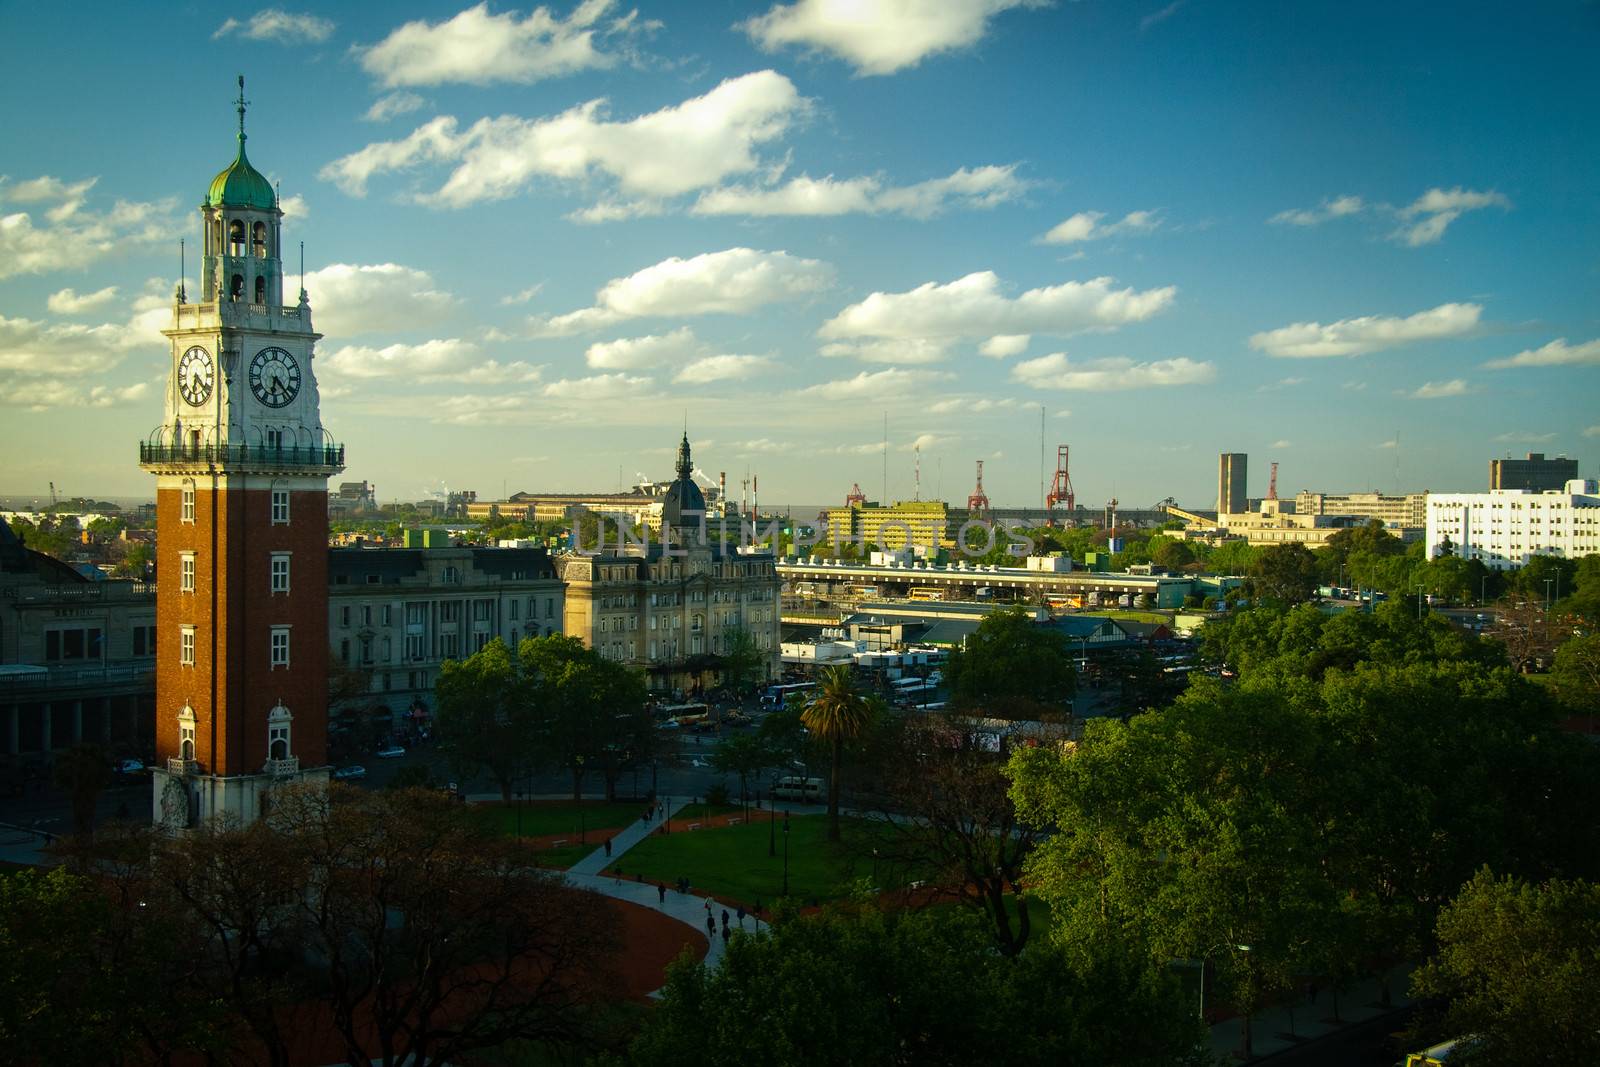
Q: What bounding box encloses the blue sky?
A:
[2,0,1596,509]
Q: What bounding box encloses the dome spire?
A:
[676,430,692,482]
[235,74,249,155]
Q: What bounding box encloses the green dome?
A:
[206,139,276,211]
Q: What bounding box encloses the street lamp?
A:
[1416,584,1425,621]
[1199,943,1251,1023]
[768,798,776,857]
[1481,574,1489,607]
[782,810,791,898]
[1545,578,1554,613]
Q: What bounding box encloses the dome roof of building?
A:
[207,138,276,211]
[660,432,707,531]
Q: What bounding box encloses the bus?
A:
[895,682,940,707]
[909,586,945,602]
[762,682,816,708]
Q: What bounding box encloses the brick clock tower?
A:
[141,79,343,829]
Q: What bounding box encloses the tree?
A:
[1149,536,1196,571]
[53,742,113,838]
[944,605,1075,718]
[435,637,537,802]
[1411,869,1600,1066]
[628,902,1204,1067]
[870,712,1062,955]
[718,626,766,694]
[709,733,778,815]
[802,665,875,843]
[1550,633,1600,715]
[1248,542,1320,604]
[520,634,652,801]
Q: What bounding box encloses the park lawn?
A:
[526,842,595,870]
[606,814,919,906]
[469,800,643,839]
[669,801,741,823]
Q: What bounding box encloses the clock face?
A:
[249,347,301,408]
[177,346,213,406]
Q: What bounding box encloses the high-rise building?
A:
[141,82,344,828]
[1427,480,1600,569]
[1490,452,1580,492]
[1217,453,1248,516]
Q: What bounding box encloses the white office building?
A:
[1425,479,1600,569]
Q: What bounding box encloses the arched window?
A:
[228,220,245,255]
[178,705,196,762]
[251,221,267,257]
[230,274,244,300]
[254,275,266,304]
[268,702,292,760]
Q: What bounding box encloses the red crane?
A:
[1046,445,1075,515]
[1267,461,1279,501]
[845,482,867,506]
[967,460,990,515]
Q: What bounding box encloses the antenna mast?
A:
[913,444,921,501]
[178,240,186,303]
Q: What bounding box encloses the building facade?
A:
[1217,453,1248,516]
[1426,480,1600,569]
[820,500,955,553]
[326,547,564,735]
[561,435,780,693]
[1490,452,1580,492]
[1293,490,1427,530]
[140,85,342,828]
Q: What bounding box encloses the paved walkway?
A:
[1206,968,1413,1062]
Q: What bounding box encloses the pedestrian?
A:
[721,926,730,947]
[657,882,667,905]
[706,914,716,939]
[704,896,714,916]
[1307,981,1319,1005]
[643,805,652,823]
[603,836,612,857]
[736,905,746,929]
[721,908,730,931]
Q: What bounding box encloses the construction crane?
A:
[1045,445,1075,517]
[845,482,867,507]
[967,460,990,516]
[1267,461,1279,501]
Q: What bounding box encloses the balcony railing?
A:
[264,756,300,777]
[168,757,200,776]
[139,442,345,472]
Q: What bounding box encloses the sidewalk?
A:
[1207,968,1413,1062]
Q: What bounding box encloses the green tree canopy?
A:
[944,605,1076,717]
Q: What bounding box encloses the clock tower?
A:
[142,78,343,828]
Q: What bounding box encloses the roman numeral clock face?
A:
[249,347,301,408]
[178,346,213,406]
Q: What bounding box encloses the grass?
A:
[469,800,644,839]
[605,814,925,906]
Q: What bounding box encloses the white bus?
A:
[762,682,816,708]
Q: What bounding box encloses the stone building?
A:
[560,435,780,694]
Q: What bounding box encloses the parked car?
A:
[375,746,406,759]
[333,765,367,780]
[115,758,148,775]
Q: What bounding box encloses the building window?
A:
[473,600,491,621]
[180,626,196,667]
[180,552,196,593]
[406,634,426,661]
[360,636,373,665]
[362,605,373,626]
[270,627,290,669]
[268,703,292,760]
[439,633,459,659]
[340,638,351,665]
[439,602,460,623]
[442,566,460,584]
[382,636,392,662]
[381,605,392,626]
[179,706,196,762]
[270,553,290,594]
[509,600,520,620]
[546,597,555,618]
[182,485,195,524]
[271,489,289,524]
[45,626,104,662]
[132,624,156,657]
[473,631,490,653]
[340,606,351,627]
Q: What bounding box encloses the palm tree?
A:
[801,665,874,841]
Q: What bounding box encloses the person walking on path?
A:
[705,914,716,940]
[721,926,730,947]
[721,908,730,933]
[736,905,746,929]
[603,837,613,857]
[657,882,667,905]
[704,896,714,918]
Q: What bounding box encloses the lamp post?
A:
[768,798,776,857]
[1545,578,1554,613]
[1481,574,1488,607]
[782,810,790,898]
[1199,942,1251,1023]
[1416,584,1425,621]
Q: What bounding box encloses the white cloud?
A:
[795,367,950,399]
[1583,426,1600,439]
[1485,337,1600,369]
[2,380,148,412]
[1406,379,1471,400]
[1249,302,1480,358]
[1255,376,1305,392]
[528,248,833,336]
[214,9,334,42]
[1038,209,1161,245]
[692,164,1028,220]
[1010,352,1216,391]
[1492,431,1557,444]
[1377,439,1398,449]
[355,1,649,88]
[302,262,456,336]
[674,354,774,383]
[819,338,950,364]
[740,0,1045,76]
[1395,186,1510,246]
[542,372,652,400]
[818,271,1175,358]
[46,286,119,314]
[1269,195,1364,227]
[1140,1,1186,31]
[364,92,426,123]
[0,177,178,279]
[320,338,541,383]
[904,432,955,452]
[927,396,1026,415]
[501,284,545,306]
[737,438,787,454]
[585,327,701,370]
[979,334,1029,358]
[279,194,309,219]
[1270,439,1292,449]
[0,311,153,379]
[323,71,804,207]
